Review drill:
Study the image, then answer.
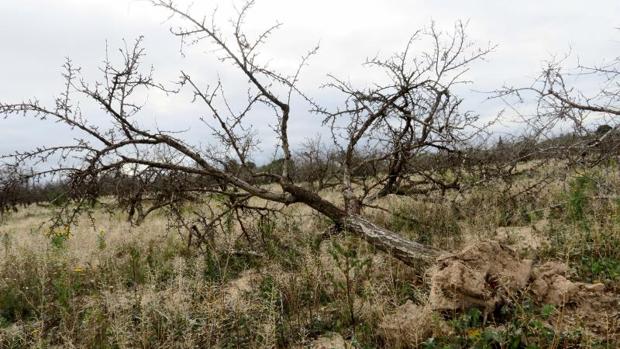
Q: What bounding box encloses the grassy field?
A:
[1,165,619,348]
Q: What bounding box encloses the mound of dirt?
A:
[428,241,608,312]
[429,241,532,312]
[379,240,617,345]
[530,262,619,340]
[530,261,578,304]
[494,224,546,251]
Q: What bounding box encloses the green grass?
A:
[1,166,619,347]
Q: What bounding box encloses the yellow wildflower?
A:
[467,328,481,339]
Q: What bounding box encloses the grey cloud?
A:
[1,0,618,162]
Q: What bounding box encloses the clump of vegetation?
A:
[541,172,620,283]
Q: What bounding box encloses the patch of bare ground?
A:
[494,220,548,252]
[223,269,260,308]
[308,332,349,349]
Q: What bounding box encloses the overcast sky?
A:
[1,0,619,162]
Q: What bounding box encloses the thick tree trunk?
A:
[343,188,362,215]
[281,183,442,266]
[376,158,404,199]
[342,215,442,265]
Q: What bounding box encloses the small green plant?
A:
[46,224,72,249]
[1,231,10,257]
[127,245,146,287]
[96,229,107,250]
[327,239,372,335]
[540,304,555,319]
[566,174,594,224]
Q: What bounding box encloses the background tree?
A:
[498,39,620,165]
[317,22,494,206]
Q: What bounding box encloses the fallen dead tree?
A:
[0,1,494,266]
[0,0,612,273]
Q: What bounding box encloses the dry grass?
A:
[1,165,619,348]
